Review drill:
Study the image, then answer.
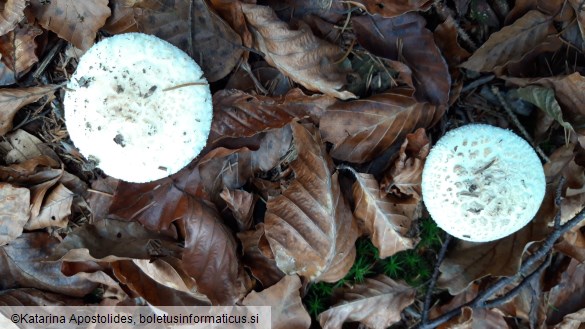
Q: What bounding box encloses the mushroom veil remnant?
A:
[421,124,546,242]
[64,33,212,183]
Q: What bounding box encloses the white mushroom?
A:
[421,124,546,242]
[64,33,212,183]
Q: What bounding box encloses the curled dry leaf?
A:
[461,10,559,74]
[49,219,181,262]
[220,187,255,231]
[553,308,585,329]
[237,223,285,288]
[241,3,355,100]
[0,0,26,36]
[0,86,58,136]
[349,0,432,17]
[29,0,111,51]
[0,24,43,78]
[181,197,252,305]
[242,275,310,329]
[0,232,125,298]
[347,167,419,259]
[131,0,242,82]
[265,122,358,282]
[352,13,451,106]
[320,89,439,163]
[0,129,59,163]
[547,259,585,325]
[0,183,29,246]
[318,275,415,329]
[25,183,73,230]
[210,88,335,145]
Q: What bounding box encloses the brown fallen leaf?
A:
[29,0,111,51]
[242,275,310,329]
[0,232,125,298]
[0,86,58,136]
[220,187,255,231]
[461,10,560,74]
[347,167,419,259]
[0,0,26,36]
[131,0,243,82]
[265,122,358,282]
[102,0,138,34]
[25,183,73,230]
[0,24,43,78]
[241,3,355,100]
[553,308,585,329]
[0,183,29,246]
[237,223,285,288]
[352,13,451,106]
[349,0,432,17]
[320,89,440,163]
[181,197,252,305]
[0,288,87,306]
[210,88,335,145]
[318,275,415,329]
[209,0,253,54]
[547,259,585,325]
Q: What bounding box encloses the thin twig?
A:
[162,82,208,92]
[491,86,550,163]
[554,176,566,229]
[421,234,452,324]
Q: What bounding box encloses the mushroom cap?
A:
[64,33,212,183]
[421,124,546,242]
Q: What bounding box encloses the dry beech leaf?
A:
[237,223,285,288]
[0,288,87,306]
[102,0,138,34]
[430,283,508,328]
[318,275,415,329]
[461,10,558,74]
[381,128,430,200]
[0,129,60,163]
[29,0,111,51]
[265,122,358,282]
[131,0,242,82]
[0,24,43,78]
[0,0,26,36]
[0,86,58,136]
[49,219,181,262]
[210,88,335,145]
[0,183,29,246]
[547,259,585,325]
[553,308,585,329]
[352,13,451,106]
[220,187,255,231]
[0,232,125,298]
[347,167,418,259]
[132,258,207,300]
[208,0,253,53]
[350,0,432,17]
[242,275,310,329]
[241,3,355,100]
[181,197,252,305]
[25,183,73,230]
[320,89,440,163]
[112,259,210,306]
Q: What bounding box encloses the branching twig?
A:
[416,204,585,328]
[421,234,452,324]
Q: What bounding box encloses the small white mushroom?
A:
[64,33,212,183]
[421,124,546,242]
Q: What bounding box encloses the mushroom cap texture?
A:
[64,33,212,183]
[421,124,546,242]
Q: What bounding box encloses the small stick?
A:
[162,82,208,92]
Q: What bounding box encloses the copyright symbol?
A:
[11,314,19,323]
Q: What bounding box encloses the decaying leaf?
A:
[0,183,29,246]
[348,167,418,258]
[181,197,252,305]
[220,187,255,231]
[461,10,560,74]
[241,3,355,100]
[0,86,58,136]
[349,0,432,17]
[553,308,585,329]
[0,0,26,36]
[318,275,415,329]
[0,24,43,78]
[265,122,358,282]
[132,258,206,300]
[237,223,285,288]
[29,0,111,51]
[131,0,243,82]
[242,275,310,329]
[0,288,87,306]
[25,183,73,230]
[320,89,439,163]
[210,88,335,145]
[547,259,585,325]
[352,13,451,105]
